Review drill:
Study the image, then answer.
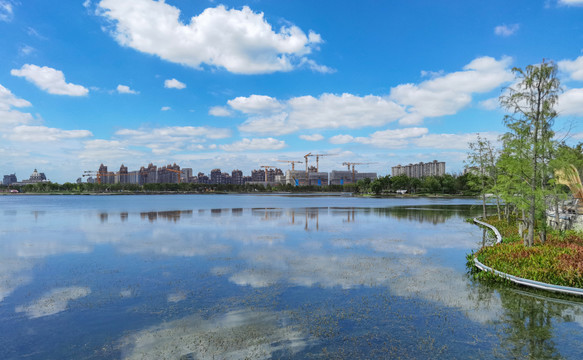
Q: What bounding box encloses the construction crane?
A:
[277,160,303,171]
[164,168,182,184]
[83,170,117,185]
[342,162,376,183]
[260,165,276,182]
[304,153,312,181]
[306,153,337,172]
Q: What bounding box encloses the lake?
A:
[1,194,582,359]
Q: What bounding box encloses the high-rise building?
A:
[231,169,243,185]
[392,160,445,178]
[3,174,17,186]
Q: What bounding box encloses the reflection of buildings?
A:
[392,160,446,178]
[140,210,193,223]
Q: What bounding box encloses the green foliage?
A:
[472,217,583,288]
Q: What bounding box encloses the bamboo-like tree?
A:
[499,60,561,246]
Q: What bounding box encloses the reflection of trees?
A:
[494,289,576,359]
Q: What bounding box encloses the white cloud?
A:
[558,56,583,81]
[0,84,34,128]
[479,97,500,110]
[97,1,325,74]
[412,131,500,150]
[299,134,323,141]
[11,64,89,96]
[0,84,31,110]
[494,24,520,37]
[229,57,513,135]
[164,78,186,89]
[161,106,171,111]
[236,93,405,135]
[116,84,139,94]
[15,287,91,318]
[353,127,429,148]
[558,0,583,6]
[19,45,35,56]
[228,95,284,114]
[7,125,92,142]
[558,88,583,116]
[209,106,232,117]
[390,56,513,125]
[113,126,231,155]
[220,138,286,152]
[329,134,355,144]
[0,0,13,22]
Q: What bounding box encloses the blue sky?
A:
[1,0,583,183]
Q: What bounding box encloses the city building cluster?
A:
[2,169,49,186]
[2,160,447,187]
[391,160,446,179]
[83,163,382,186]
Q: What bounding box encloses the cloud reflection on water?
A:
[15,286,91,319]
[121,310,312,360]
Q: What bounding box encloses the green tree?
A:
[499,60,561,246]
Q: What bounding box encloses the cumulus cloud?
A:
[15,287,91,318]
[412,131,500,150]
[494,24,520,37]
[299,134,323,141]
[0,0,13,22]
[11,64,89,96]
[558,88,583,116]
[235,93,405,135]
[97,1,326,74]
[164,78,186,89]
[160,106,171,111]
[112,126,231,155]
[117,84,139,94]
[389,56,513,125]
[329,128,501,150]
[220,137,286,152]
[0,85,35,130]
[331,127,429,148]
[558,56,583,81]
[209,106,232,117]
[225,57,512,135]
[228,95,284,114]
[7,125,92,142]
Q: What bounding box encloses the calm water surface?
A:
[1,194,582,359]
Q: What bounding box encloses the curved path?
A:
[472,218,583,297]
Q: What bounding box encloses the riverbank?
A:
[471,216,583,289]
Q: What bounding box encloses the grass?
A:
[471,216,583,288]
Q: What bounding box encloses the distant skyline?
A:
[1,0,583,183]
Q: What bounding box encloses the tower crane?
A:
[277,160,303,171]
[260,165,276,182]
[306,153,337,172]
[342,162,376,183]
[165,168,182,184]
[304,153,312,181]
[83,170,116,185]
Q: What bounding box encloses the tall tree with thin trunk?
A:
[499,60,560,246]
[467,134,497,219]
